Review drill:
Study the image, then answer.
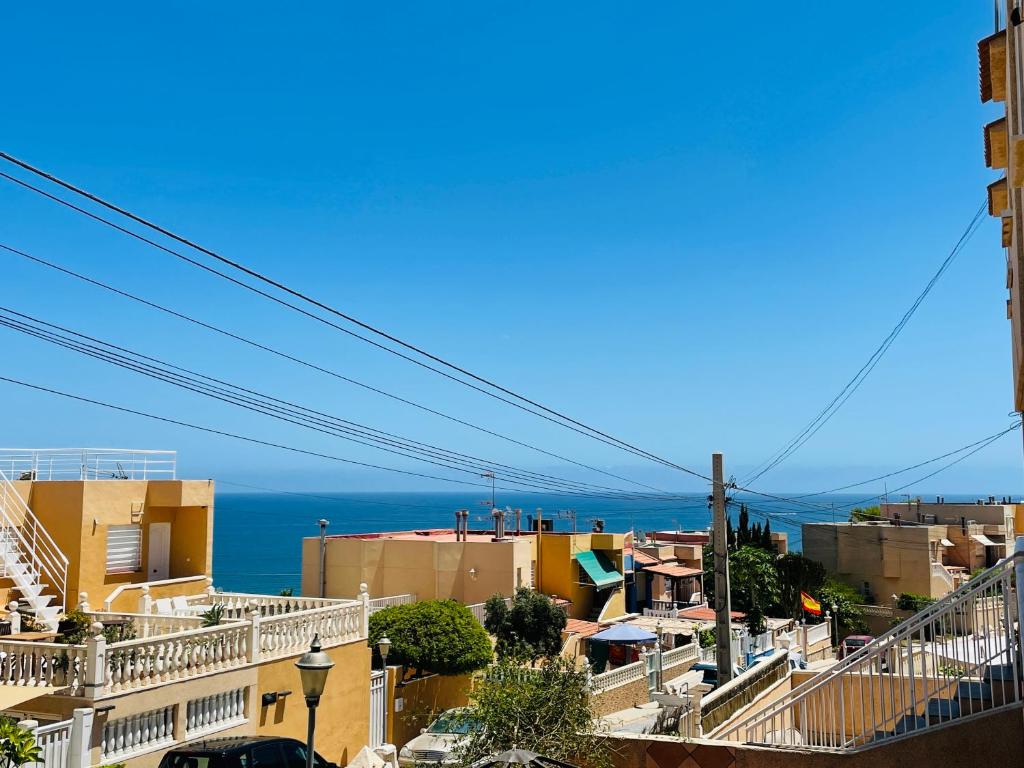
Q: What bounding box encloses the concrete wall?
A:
[8,480,213,611]
[591,656,698,717]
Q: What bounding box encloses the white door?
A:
[147,522,171,580]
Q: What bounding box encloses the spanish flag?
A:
[801,591,822,616]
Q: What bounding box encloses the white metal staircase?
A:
[718,535,1024,751]
[0,469,69,631]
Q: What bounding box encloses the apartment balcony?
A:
[978,28,1007,103]
[0,588,370,768]
[0,448,177,481]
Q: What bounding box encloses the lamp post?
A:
[378,635,392,669]
[295,635,334,768]
[831,603,839,647]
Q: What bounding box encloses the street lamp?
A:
[295,635,334,768]
[378,635,392,669]
[831,603,839,646]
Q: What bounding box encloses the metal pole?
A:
[305,702,317,768]
[712,452,735,684]
[318,519,329,599]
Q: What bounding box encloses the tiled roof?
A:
[641,563,702,579]
[632,550,660,566]
[563,619,602,638]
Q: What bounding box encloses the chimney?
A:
[460,509,470,540]
[492,508,503,541]
[515,508,522,535]
[961,516,966,534]
[988,495,996,504]
[455,510,462,541]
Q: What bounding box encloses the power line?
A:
[741,201,988,486]
[0,155,711,484]
[0,306,692,501]
[0,241,674,497]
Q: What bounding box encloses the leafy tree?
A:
[702,543,715,602]
[774,553,827,619]
[726,518,736,551]
[0,720,41,768]
[816,579,867,636]
[368,600,492,677]
[849,505,881,523]
[729,546,781,615]
[736,505,750,548]
[744,603,767,636]
[484,588,566,663]
[452,656,610,768]
[698,628,716,648]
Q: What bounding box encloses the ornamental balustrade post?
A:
[7,602,20,633]
[359,583,370,637]
[84,622,107,698]
[77,592,91,613]
[69,708,95,768]
[247,609,261,663]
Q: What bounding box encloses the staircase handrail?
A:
[0,469,69,610]
[719,548,1021,747]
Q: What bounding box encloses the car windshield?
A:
[846,639,867,647]
[427,714,479,735]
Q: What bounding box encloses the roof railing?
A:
[0,449,177,481]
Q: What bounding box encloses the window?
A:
[249,744,283,768]
[106,525,142,573]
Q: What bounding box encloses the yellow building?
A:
[302,520,630,621]
[979,7,1024,410]
[0,449,374,768]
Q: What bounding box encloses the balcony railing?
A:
[717,539,1024,750]
[0,449,177,481]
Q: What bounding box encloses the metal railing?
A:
[718,541,1023,750]
[0,449,177,481]
[0,469,69,613]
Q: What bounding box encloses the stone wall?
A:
[592,657,698,717]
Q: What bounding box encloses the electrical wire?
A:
[0,241,677,496]
[0,155,712,484]
[741,201,988,486]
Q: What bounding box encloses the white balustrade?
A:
[368,594,416,614]
[185,687,247,737]
[258,602,364,660]
[88,612,203,638]
[195,592,344,619]
[592,659,646,691]
[662,642,698,668]
[105,622,250,694]
[0,642,87,693]
[101,706,175,761]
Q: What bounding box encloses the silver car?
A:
[398,709,479,766]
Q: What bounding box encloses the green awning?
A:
[576,550,623,589]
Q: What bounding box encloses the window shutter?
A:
[107,525,142,573]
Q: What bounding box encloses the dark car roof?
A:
[169,736,300,755]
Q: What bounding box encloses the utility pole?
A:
[712,452,735,684]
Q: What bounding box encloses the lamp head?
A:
[378,635,392,664]
[295,635,334,702]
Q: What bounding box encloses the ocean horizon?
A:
[212,490,1013,595]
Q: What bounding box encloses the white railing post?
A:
[137,585,152,615]
[1015,536,1024,647]
[84,623,107,698]
[801,620,809,659]
[359,583,370,636]
[247,609,261,663]
[69,708,94,768]
[77,592,90,613]
[8,602,21,634]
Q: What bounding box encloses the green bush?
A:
[896,593,935,612]
[58,610,92,645]
[368,600,492,677]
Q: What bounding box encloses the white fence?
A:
[0,449,177,481]
[720,545,1023,750]
[370,671,387,748]
[30,720,71,768]
[467,597,510,624]
[592,643,698,692]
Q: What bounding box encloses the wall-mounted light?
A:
[261,690,292,707]
[468,567,477,580]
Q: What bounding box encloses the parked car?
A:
[398,709,480,766]
[838,634,874,659]
[158,736,336,768]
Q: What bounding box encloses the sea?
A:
[211,490,990,595]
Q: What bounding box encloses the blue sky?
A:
[1,2,1019,495]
